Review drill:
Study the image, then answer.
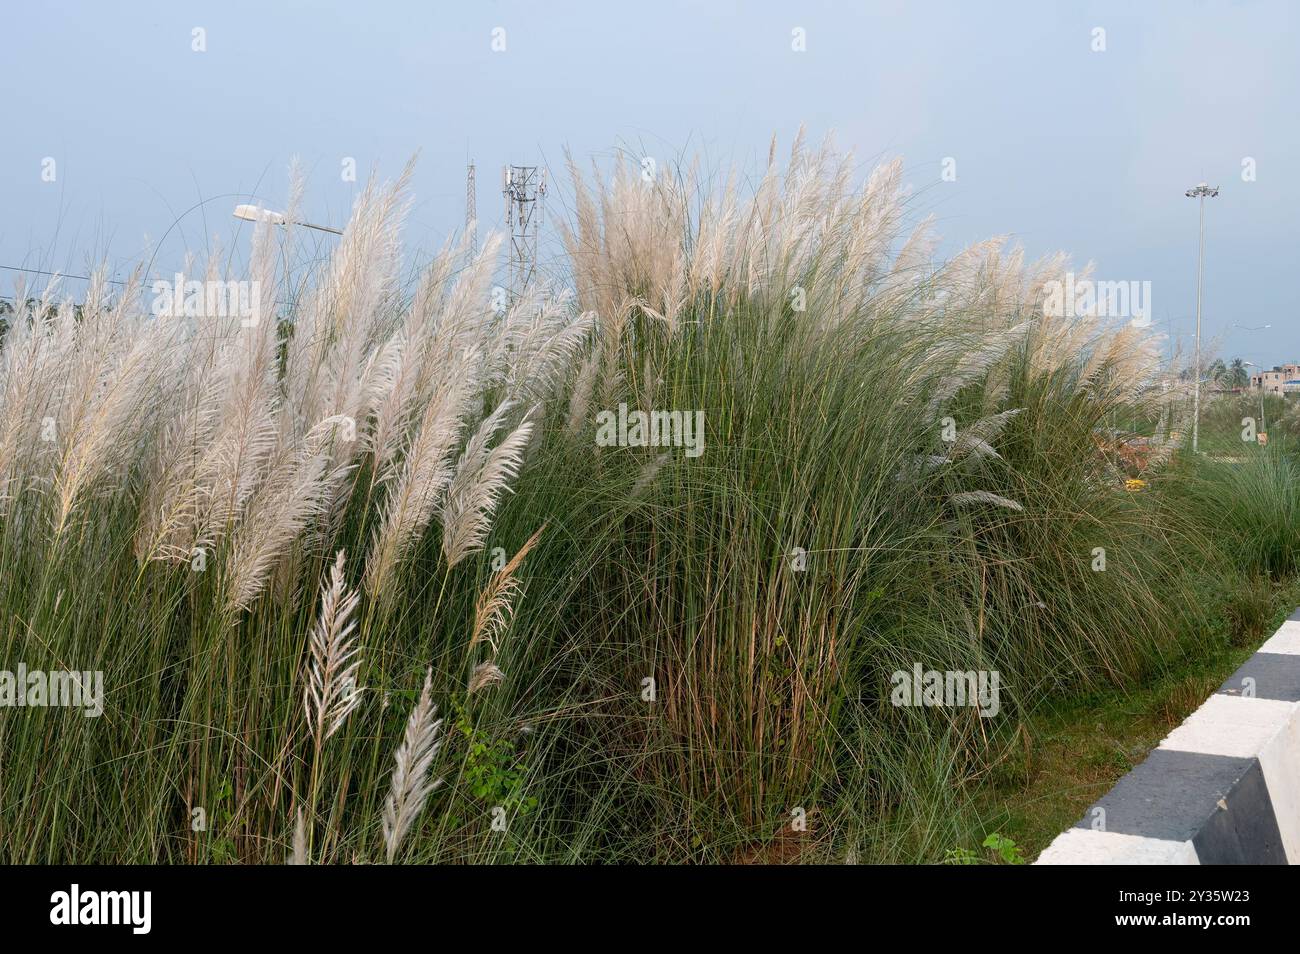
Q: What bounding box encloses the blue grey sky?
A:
[2,0,1296,362]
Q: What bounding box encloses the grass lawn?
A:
[968,580,1300,862]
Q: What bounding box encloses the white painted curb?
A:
[1034,616,1300,864]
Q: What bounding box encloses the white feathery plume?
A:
[289,809,308,865]
[363,329,416,473]
[51,287,176,535]
[948,490,1024,512]
[162,250,284,565]
[133,263,252,562]
[467,662,505,695]
[302,549,364,743]
[923,320,1035,417]
[382,668,444,863]
[368,237,501,482]
[365,355,480,595]
[495,297,595,404]
[470,525,543,654]
[440,403,535,567]
[630,452,671,501]
[565,346,601,438]
[0,281,81,512]
[947,408,1024,463]
[222,416,352,614]
[284,163,414,437]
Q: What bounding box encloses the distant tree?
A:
[1228,357,1249,389]
[1207,358,1227,384]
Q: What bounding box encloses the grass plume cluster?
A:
[0,135,1292,863]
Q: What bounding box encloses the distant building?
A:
[1250,363,1300,395]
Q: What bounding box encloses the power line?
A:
[0,262,302,308]
[0,263,135,286]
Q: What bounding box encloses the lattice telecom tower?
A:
[503,164,546,302]
[465,161,477,257]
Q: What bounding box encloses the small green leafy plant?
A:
[451,697,538,817]
[982,832,1025,865]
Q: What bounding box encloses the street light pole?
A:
[1185,183,1219,453]
[1244,361,1266,437]
[1235,325,1271,436]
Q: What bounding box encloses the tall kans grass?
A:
[0,137,1239,862]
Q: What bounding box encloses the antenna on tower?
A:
[503,164,546,303]
[465,160,477,257]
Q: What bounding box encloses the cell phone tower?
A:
[465,160,477,257]
[503,164,546,303]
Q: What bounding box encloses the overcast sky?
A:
[2,0,1296,362]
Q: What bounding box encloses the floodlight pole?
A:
[1185,183,1218,454]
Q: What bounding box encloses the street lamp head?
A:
[233,204,286,225]
[232,204,342,235]
[1185,183,1219,198]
